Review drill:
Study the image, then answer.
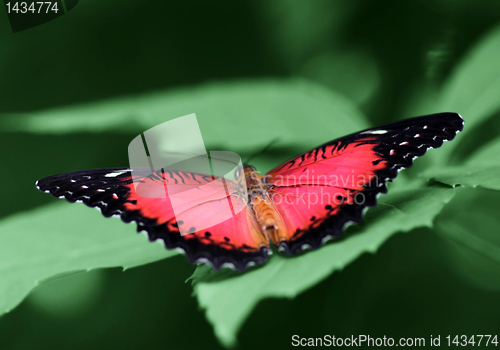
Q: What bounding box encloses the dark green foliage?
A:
[1,1,500,349]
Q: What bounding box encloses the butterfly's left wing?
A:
[265,112,464,254]
[36,168,270,271]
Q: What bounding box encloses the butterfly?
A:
[37,112,464,271]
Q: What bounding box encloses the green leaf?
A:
[27,269,105,317]
[434,187,500,291]
[0,203,176,316]
[467,137,500,166]
[434,23,500,161]
[427,166,500,191]
[192,186,455,348]
[0,79,368,153]
[439,23,500,127]
[424,137,500,190]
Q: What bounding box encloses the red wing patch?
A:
[36,168,270,271]
[265,112,464,254]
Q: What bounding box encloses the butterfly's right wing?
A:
[264,113,464,254]
[37,168,270,271]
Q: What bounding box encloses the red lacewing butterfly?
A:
[36,113,464,271]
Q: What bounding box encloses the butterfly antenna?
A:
[244,138,281,165]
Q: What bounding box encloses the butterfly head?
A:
[243,164,256,172]
[234,164,256,178]
[240,164,267,189]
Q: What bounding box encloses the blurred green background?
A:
[1,0,500,349]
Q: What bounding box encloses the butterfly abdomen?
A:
[251,196,278,231]
[245,167,286,244]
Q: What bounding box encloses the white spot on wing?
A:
[361,129,388,135]
[105,170,129,178]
